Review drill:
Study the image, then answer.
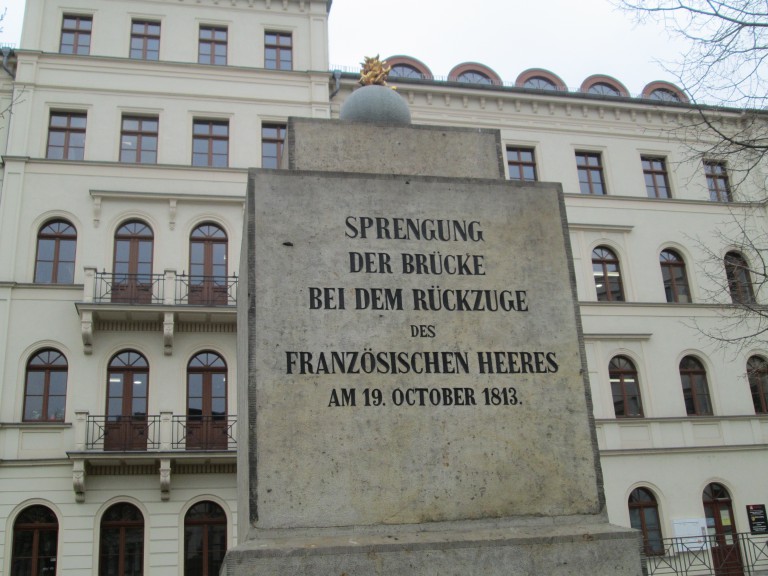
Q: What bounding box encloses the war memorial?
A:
[223,59,642,575]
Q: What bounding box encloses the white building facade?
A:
[1,0,767,574]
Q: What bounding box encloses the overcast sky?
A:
[1,0,687,97]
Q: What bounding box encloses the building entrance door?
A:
[703,483,744,576]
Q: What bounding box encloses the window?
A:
[99,503,144,576]
[198,26,227,65]
[265,31,292,70]
[193,120,229,167]
[724,251,755,304]
[47,112,86,160]
[60,15,92,55]
[588,82,620,96]
[130,20,160,60]
[649,88,681,102]
[106,351,149,451]
[389,64,422,79]
[23,349,68,422]
[747,356,768,414]
[261,123,286,169]
[629,488,663,555]
[120,116,158,164]
[659,249,691,303]
[576,152,606,195]
[642,156,672,198]
[524,76,556,90]
[187,352,228,450]
[189,224,228,305]
[592,246,624,301]
[457,71,491,84]
[113,221,154,304]
[609,356,643,417]
[185,501,227,575]
[704,161,732,202]
[679,356,713,416]
[12,505,58,574]
[35,219,76,284]
[506,147,537,182]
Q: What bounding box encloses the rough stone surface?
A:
[287,118,506,179]
[340,84,412,124]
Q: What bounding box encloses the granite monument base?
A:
[223,516,641,575]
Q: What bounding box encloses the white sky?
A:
[0,0,688,97]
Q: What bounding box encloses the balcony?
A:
[69,410,237,502]
[75,268,238,355]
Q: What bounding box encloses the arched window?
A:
[524,76,556,90]
[12,505,58,574]
[649,88,681,102]
[703,483,741,573]
[187,351,228,450]
[724,251,755,304]
[35,219,76,284]
[113,220,154,304]
[189,223,228,305]
[628,488,663,555]
[610,356,643,417]
[679,356,713,415]
[457,70,492,85]
[660,249,691,303]
[24,348,68,422]
[99,503,144,576]
[592,246,624,301]
[588,82,620,96]
[389,64,422,79]
[184,501,227,575]
[106,351,149,451]
[747,356,768,414]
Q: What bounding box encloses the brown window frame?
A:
[704,160,732,202]
[99,503,144,576]
[198,25,227,65]
[576,152,606,195]
[747,356,768,414]
[23,349,68,422]
[60,14,92,55]
[679,356,713,416]
[187,352,229,450]
[642,156,672,198]
[659,249,691,303]
[120,116,159,164]
[592,246,625,302]
[35,219,77,284]
[609,356,643,417]
[724,251,755,304]
[184,501,227,576]
[193,120,229,168]
[261,123,286,169]
[130,20,160,60]
[189,224,229,305]
[264,31,292,70]
[506,147,537,182]
[47,112,87,160]
[629,488,664,555]
[12,505,59,574]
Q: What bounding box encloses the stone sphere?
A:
[340,85,412,124]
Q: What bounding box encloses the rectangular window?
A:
[193,120,229,167]
[60,15,92,55]
[261,123,286,168]
[120,116,158,164]
[47,112,86,160]
[642,156,671,198]
[506,147,537,182]
[704,160,731,202]
[576,152,606,195]
[265,32,292,70]
[130,20,160,60]
[198,26,227,65]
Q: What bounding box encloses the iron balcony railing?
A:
[92,272,165,304]
[175,274,238,306]
[171,415,237,451]
[83,414,236,452]
[642,532,768,576]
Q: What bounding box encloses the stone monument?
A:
[223,57,642,575]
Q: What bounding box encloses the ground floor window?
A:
[99,502,144,575]
[184,501,227,575]
[12,505,58,575]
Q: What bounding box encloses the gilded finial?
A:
[359,55,394,88]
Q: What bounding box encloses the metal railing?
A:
[642,533,768,576]
[92,272,165,304]
[171,415,237,451]
[175,274,237,306]
[85,415,160,451]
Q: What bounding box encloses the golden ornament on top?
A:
[358,55,395,89]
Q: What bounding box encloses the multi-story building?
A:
[1,0,766,574]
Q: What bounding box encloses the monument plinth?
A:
[224,106,641,573]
